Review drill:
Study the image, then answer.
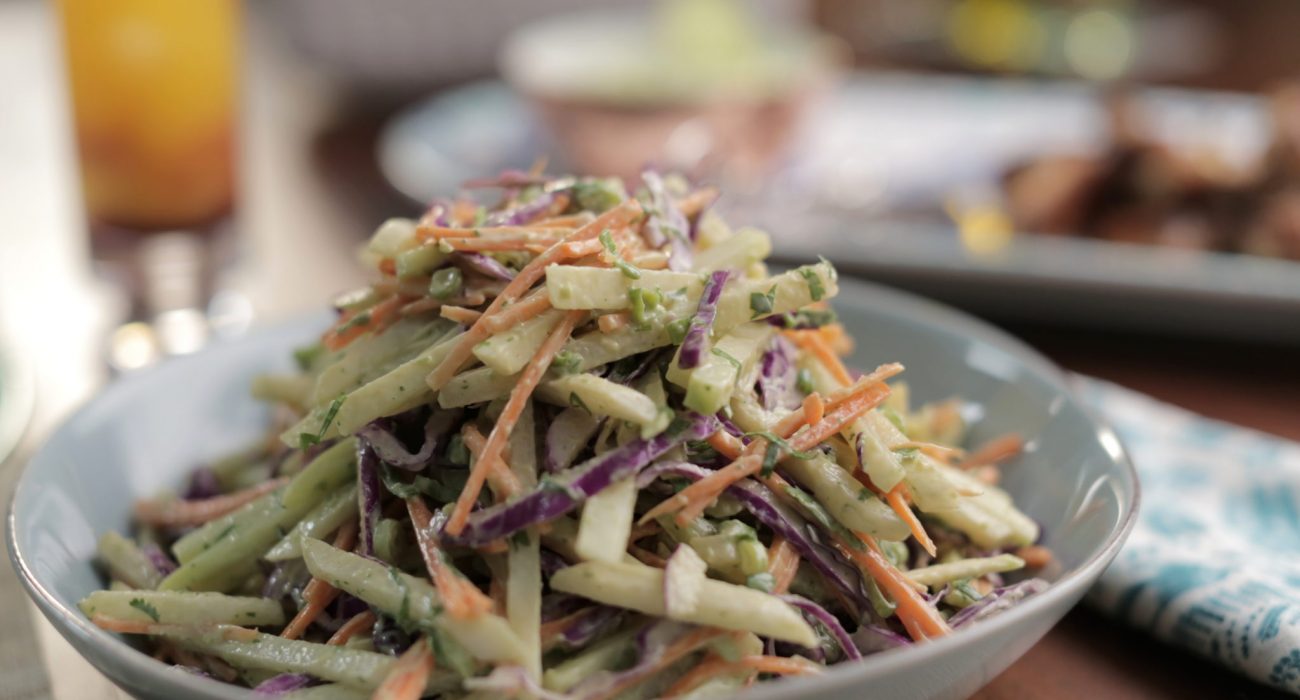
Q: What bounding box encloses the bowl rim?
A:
[7,278,1140,699]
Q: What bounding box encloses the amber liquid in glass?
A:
[57,0,240,362]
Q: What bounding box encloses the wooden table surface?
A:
[2,3,1295,698]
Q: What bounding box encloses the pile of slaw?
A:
[79,169,1050,700]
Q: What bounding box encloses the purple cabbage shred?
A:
[359,410,457,471]
[356,441,381,556]
[252,674,314,697]
[677,270,731,369]
[948,579,1049,628]
[140,543,177,577]
[442,414,718,547]
[451,251,517,281]
[183,468,222,500]
[780,594,862,661]
[757,335,802,412]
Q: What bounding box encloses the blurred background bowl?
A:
[499,6,845,182]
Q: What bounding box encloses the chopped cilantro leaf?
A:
[761,442,781,477]
[710,348,742,371]
[778,308,838,329]
[552,350,582,375]
[666,318,691,345]
[749,286,777,319]
[746,572,776,592]
[129,598,160,622]
[893,446,920,462]
[796,367,815,394]
[743,431,819,461]
[569,392,592,414]
[292,343,324,371]
[299,394,346,450]
[798,266,826,301]
[445,434,470,466]
[599,229,641,280]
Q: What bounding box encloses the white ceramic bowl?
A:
[8,278,1138,699]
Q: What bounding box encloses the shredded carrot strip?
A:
[774,363,904,436]
[958,433,1024,469]
[445,310,585,535]
[326,610,377,646]
[629,251,670,269]
[662,656,733,697]
[132,477,288,527]
[378,258,397,276]
[373,638,435,700]
[280,521,357,640]
[898,440,965,463]
[734,655,823,676]
[655,377,896,526]
[408,292,488,319]
[628,545,669,568]
[678,187,719,218]
[91,614,171,635]
[322,295,406,351]
[663,654,818,698]
[401,298,443,316]
[706,430,744,460]
[425,199,642,393]
[586,628,726,700]
[973,464,1001,485]
[481,288,554,334]
[536,193,572,220]
[416,225,570,240]
[629,522,660,542]
[450,200,479,225]
[834,533,951,641]
[643,369,899,526]
[885,484,936,557]
[440,305,482,324]
[539,609,592,651]
[461,424,521,500]
[597,312,629,333]
[802,393,825,426]
[768,536,800,594]
[815,322,853,356]
[787,330,853,385]
[437,236,562,252]
[406,496,494,620]
[476,539,509,554]
[222,625,260,642]
[1015,544,1054,569]
[534,214,589,228]
[784,379,888,450]
[281,577,340,640]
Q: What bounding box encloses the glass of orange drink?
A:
[55,0,241,365]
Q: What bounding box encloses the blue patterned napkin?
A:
[1077,378,1300,694]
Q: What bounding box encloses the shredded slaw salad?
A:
[80,170,1050,700]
